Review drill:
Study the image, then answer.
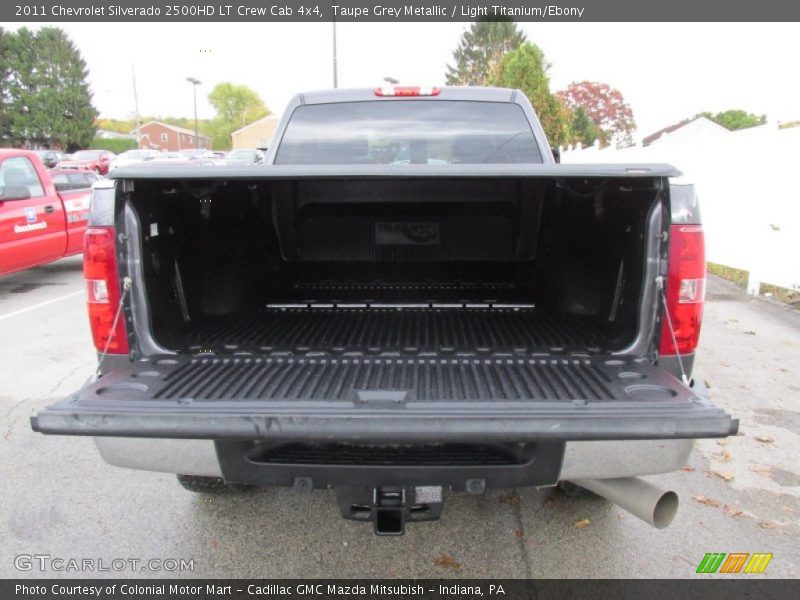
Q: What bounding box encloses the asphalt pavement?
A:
[1,258,798,578]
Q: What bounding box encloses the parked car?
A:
[49,168,101,191]
[32,87,737,535]
[32,149,67,169]
[0,149,93,275]
[57,149,116,175]
[109,149,163,172]
[225,148,265,165]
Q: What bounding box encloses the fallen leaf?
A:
[779,368,789,373]
[723,505,744,518]
[574,518,591,528]
[694,495,721,507]
[681,466,696,472]
[717,439,729,446]
[782,506,795,514]
[728,319,739,323]
[736,430,746,436]
[720,362,731,368]
[543,496,556,506]
[759,522,776,530]
[499,493,521,506]
[433,554,461,571]
[617,513,625,520]
[749,465,772,477]
[713,450,731,462]
[755,435,774,443]
[514,530,523,538]
[744,330,756,335]
[704,379,712,388]
[711,471,735,481]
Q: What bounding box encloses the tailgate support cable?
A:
[96,277,132,376]
[656,276,689,386]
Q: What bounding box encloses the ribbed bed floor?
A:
[154,356,616,402]
[183,307,607,355]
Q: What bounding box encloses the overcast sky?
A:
[12,22,800,138]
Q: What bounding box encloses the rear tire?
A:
[177,474,254,494]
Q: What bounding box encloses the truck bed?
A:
[32,163,736,442]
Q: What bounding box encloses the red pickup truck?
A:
[0,149,94,276]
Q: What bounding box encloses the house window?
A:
[160,133,168,142]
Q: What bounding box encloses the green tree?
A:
[30,28,97,149]
[445,19,526,86]
[0,27,97,150]
[490,42,570,147]
[0,27,34,147]
[569,106,597,147]
[0,28,13,142]
[206,82,269,150]
[698,109,766,131]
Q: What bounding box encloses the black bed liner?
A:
[31,356,737,442]
[182,307,606,355]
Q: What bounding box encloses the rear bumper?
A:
[39,355,728,486]
[94,436,694,483]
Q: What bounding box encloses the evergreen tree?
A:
[0,28,13,144]
[445,19,526,86]
[0,27,97,149]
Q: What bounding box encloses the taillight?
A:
[659,225,705,356]
[84,226,128,354]
[374,86,441,97]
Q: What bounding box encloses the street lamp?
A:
[186,77,201,149]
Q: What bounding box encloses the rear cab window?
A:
[275,100,542,165]
[0,156,45,197]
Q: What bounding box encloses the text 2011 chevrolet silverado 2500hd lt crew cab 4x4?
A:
[0,149,93,276]
[31,87,737,534]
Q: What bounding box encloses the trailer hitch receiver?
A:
[337,485,444,535]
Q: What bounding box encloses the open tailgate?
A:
[31,356,737,441]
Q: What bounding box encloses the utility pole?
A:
[186,77,202,149]
[332,20,338,88]
[132,64,142,148]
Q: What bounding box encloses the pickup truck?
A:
[0,149,93,276]
[31,87,737,534]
